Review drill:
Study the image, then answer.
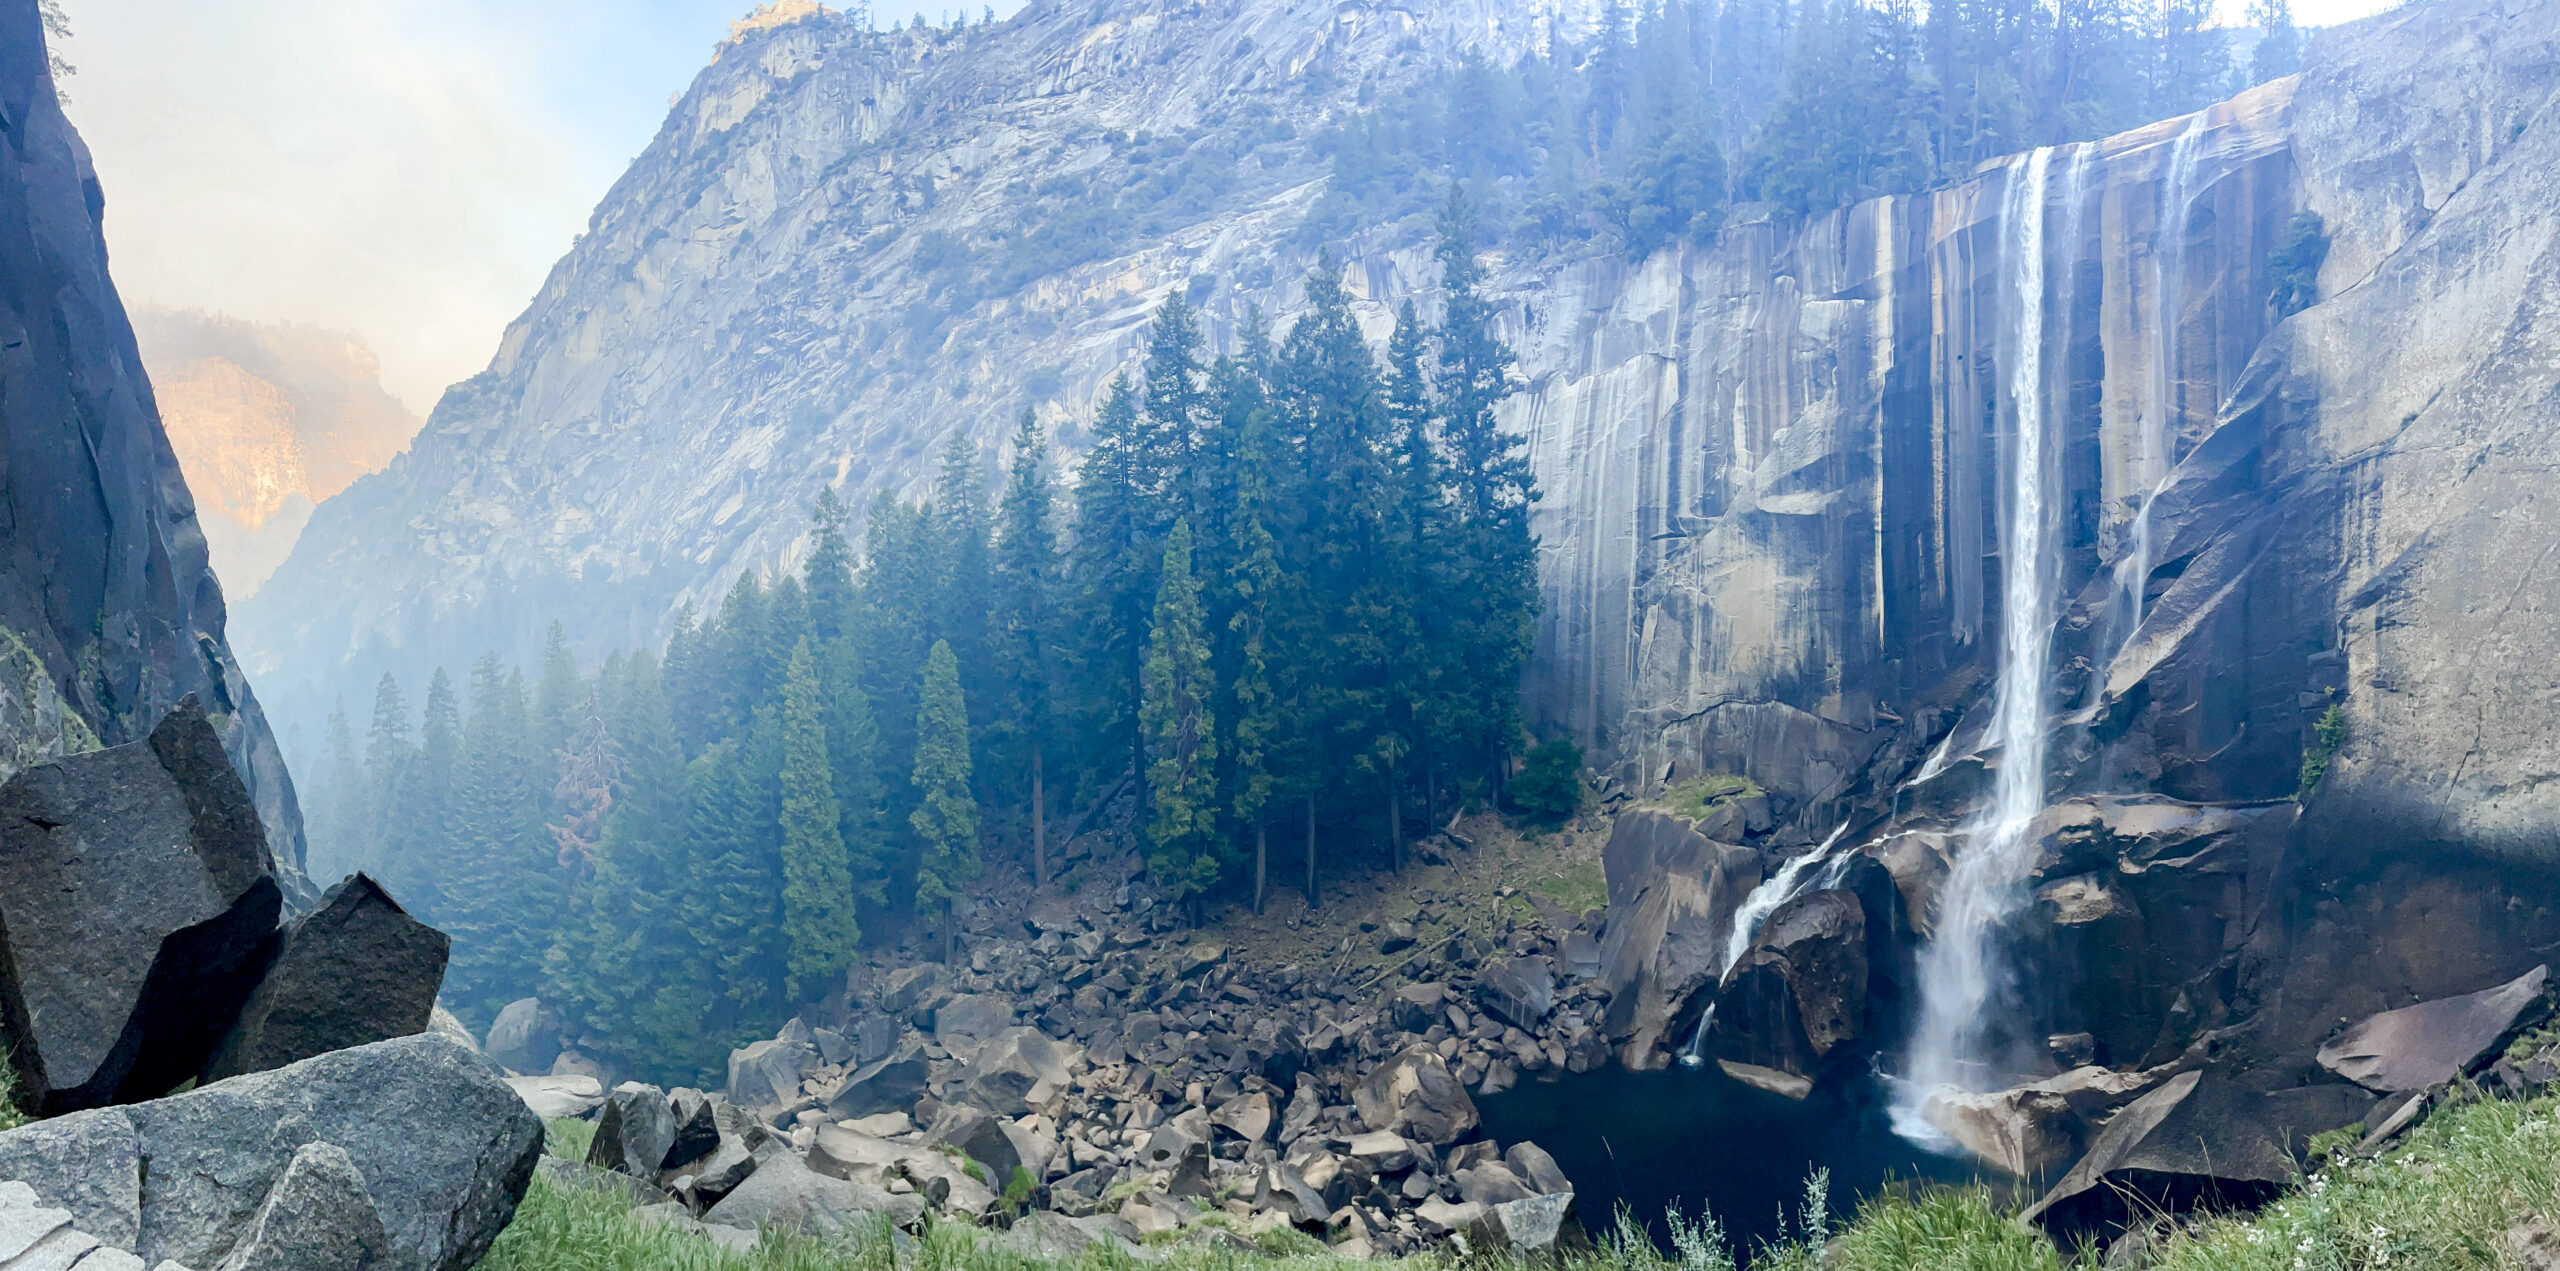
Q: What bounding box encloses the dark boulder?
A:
[824,1042,929,1121]
[726,1037,815,1112]
[587,1083,679,1179]
[0,1033,541,1271]
[1479,958,1556,1030]
[2316,965,2552,1093]
[203,873,449,1082]
[1353,1044,1479,1145]
[1596,810,1764,1068]
[665,1087,720,1169]
[1708,889,1868,1087]
[0,698,282,1114]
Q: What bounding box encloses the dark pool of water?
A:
[1475,1062,1989,1259]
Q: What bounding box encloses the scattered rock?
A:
[703,1148,925,1236]
[201,873,449,1084]
[824,1043,929,1121]
[504,1074,605,1121]
[1467,1192,1585,1257]
[1480,958,1556,1029]
[726,1038,815,1113]
[933,994,1017,1053]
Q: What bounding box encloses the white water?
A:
[1894,146,2070,1144]
[1679,822,1854,1066]
[2108,115,2208,659]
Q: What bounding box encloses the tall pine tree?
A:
[1142,520,1221,919]
[909,640,979,961]
[778,638,857,1000]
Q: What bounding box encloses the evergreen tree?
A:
[442,656,559,1024]
[990,409,1061,882]
[534,620,581,771]
[311,700,362,882]
[2247,0,2302,82]
[777,639,857,1000]
[932,433,993,719]
[1141,521,1221,918]
[817,635,893,908]
[1068,377,1156,789]
[390,668,460,916]
[909,640,979,960]
[807,488,861,642]
[362,673,413,881]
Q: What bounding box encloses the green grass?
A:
[492,1090,2560,1271]
[0,1043,25,1132]
[546,1116,598,1162]
[1527,859,1607,915]
[1659,775,1763,824]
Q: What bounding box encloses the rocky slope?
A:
[131,308,420,598]
[0,0,307,884]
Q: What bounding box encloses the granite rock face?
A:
[0,0,307,894]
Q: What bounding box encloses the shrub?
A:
[2299,702,2345,795]
[1510,739,1586,823]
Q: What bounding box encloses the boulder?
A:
[933,994,1016,1053]
[1136,1117,1206,1171]
[1000,1211,1135,1258]
[2316,965,2552,1093]
[1344,1130,1415,1173]
[586,1084,677,1178]
[1596,811,1764,1068]
[1505,1142,1573,1196]
[665,1088,719,1169]
[954,1027,1070,1116]
[483,999,562,1077]
[1416,1196,1485,1236]
[1390,984,1450,1034]
[427,1008,477,1054]
[1467,1193,1586,1257]
[823,1043,928,1121]
[1455,1162,1536,1207]
[1255,1161,1331,1226]
[2024,1069,2372,1237]
[702,1148,924,1236]
[503,1074,605,1121]
[849,1012,901,1065]
[631,1202,758,1254]
[808,1124,927,1187]
[1707,889,1868,1087]
[1353,1044,1479,1144]
[726,1038,815,1112]
[202,874,450,1083]
[879,964,942,1014]
[1479,958,1556,1030]
[214,1141,391,1271]
[0,700,283,1114]
[924,1106,1042,1189]
[1210,1091,1273,1142]
[0,1033,541,1271]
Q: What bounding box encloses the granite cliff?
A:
[236,0,2558,1174]
[0,0,308,889]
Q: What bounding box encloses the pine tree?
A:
[2247,0,2302,82]
[362,673,413,882]
[310,700,363,883]
[390,668,460,917]
[933,433,993,721]
[443,656,560,1024]
[990,409,1061,882]
[778,639,857,1000]
[909,640,978,961]
[817,635,893,908]
[533,621,582,774]
[1068,376,1156,790]
[1142,521,1221,918]
[807,488,861,643]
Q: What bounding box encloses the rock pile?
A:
[531,840,1610,1256]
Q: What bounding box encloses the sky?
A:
[55,0,2391,419]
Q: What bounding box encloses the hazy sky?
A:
[56,0,2391,418]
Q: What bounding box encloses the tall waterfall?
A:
[2108,114,2209,655]
[1895,144,2074,1140]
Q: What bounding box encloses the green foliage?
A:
[2299,702,2346,795]
[1510,739,1587,823]
[542,1117,596,1162]
[1001,1166,1036,1211]
[777,639,857,1000]
[1660,774,1764,823]
[910,640,980,928]
[1140,521,1222,912]
[2270,210,2331,318]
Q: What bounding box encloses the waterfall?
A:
[2108,114,2208,658]
[1894,145,2068,1143]
[1679,822,1854,1067]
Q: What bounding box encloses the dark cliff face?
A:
[0,0,307,886]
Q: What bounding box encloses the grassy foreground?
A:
[484,1091,2560,1270]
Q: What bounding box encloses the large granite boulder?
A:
[214,1140,393,1270]
[2024,1068,2371,1237]
[586,1083,679,1179]
[1595,811,1763,1069]
[2316,965,2552,1093]
[0,699,282,1114]
[0,1033,540,1271]
[1707,889,1869,1089]
[933,993,1017,1054]
[824,1042,929,1121]
[1353,1045,1479,1145]
[953,1026,1072,1117]
[725,1037,815,1113]
[482,998,562,1077]
[202,873,449,1083]
[703,1148,925,1236]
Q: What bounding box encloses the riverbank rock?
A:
[0,699,283,1114]
[1708,889,1868,1088]
[202,873,449,1083]
[1597,811,1763,1069]
[2316,966,2552,1093]
[0,1033,540,1271]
